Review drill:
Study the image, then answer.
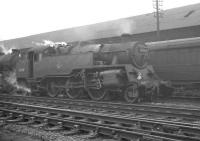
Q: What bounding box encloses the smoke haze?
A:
[32,40,67,47]
[5,71,31,94]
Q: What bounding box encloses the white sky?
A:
[0,0,200,41]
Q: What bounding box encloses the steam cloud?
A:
[112,18,136,36]
[4,71,31,95]
[32,40,67,47]
[0,44,13,54]
[71,18,136,42]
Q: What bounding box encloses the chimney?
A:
[120,34,132,43]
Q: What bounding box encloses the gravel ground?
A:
[0,124,74,141]
[0,128,41,141]
[0,122,115,141]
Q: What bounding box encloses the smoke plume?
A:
[114,18,136,35]
[32,40,67,47]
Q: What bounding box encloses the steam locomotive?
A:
[0,41,159,103]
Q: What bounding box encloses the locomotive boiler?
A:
[148,37,200,97]
[1,41,159,103]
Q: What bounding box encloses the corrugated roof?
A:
[1,3,200,49]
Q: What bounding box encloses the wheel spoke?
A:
[124,85,139,103]
[66,89,83,99]
[87,88,107,101]
[47,82,58,97]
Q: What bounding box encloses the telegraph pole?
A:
[153,0,163,41]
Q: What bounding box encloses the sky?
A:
[0,0,200,41]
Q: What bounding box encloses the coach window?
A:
[38,53,42,61]
[34,53,39,62]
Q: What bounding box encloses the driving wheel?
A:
[87,88,108,101]
[47,81,58,97]
[124,85,139,103]
[66,88,84,99]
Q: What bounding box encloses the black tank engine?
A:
[0,42,159,103]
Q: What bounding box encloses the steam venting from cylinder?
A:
[4,70,31,94]
[0,46,31,94]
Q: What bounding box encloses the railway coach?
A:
[148,37,200,97]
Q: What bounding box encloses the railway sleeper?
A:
[48,113,62,118]
[0,112,13,120]
[159,125,200,138]
[62,125,82,136]
[0,110,198,141]
[5,104,200,138]
[84,130,99,139]
[63,115,75,120]
[44,122,64,131]
[6,114,23,123]
[177,129,200,138]
[1,101,200,139]
[36,111,49,116]
[24,112,176,140]
[18,117,35,125]
[3,103,200,128]
[0,120,6,127]
[141,122,159,131]
[0,111,3,116]
[31,119,48,128]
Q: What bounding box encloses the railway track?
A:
[1,94,200,121]
[0,101,200,141]
[0,95,200,140]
